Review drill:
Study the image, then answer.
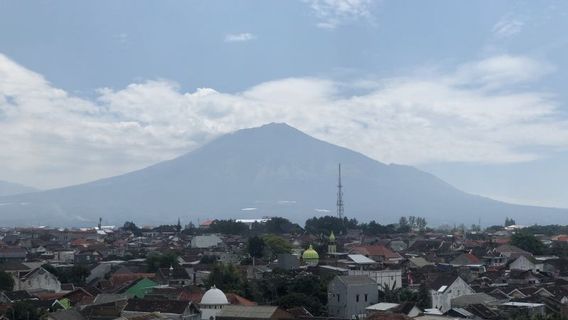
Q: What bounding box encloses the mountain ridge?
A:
[0,180,38,197]
[0,123,565,227]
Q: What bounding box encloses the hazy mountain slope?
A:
[0,123,565,226]
[0,180,37,197]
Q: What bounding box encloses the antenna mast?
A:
[337,164,344,218]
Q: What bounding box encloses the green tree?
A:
[0,270,15,291]
[262,217,302,234]
[122,221,142,236]
[305,216,358,235]
[248,236,265,267]
[276,293,325,316]
[209,220,249,235]
[205,263,244,293]
[262,234,292,258]
[511,231,545,255]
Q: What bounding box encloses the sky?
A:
[0,0,568,208]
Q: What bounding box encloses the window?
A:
[337,294,340,302]
[356,294,360,302]
[365,294,368,302]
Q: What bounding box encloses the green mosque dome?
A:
[302,244,319,260]
[329,231,336,242]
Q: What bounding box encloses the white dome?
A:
[201,286,229,305]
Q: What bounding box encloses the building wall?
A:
[191,235,222,249]
[328,278,379,319]
[431,277,474,313]
[510,256,543,272]
[348,270,402,290]
[16,268,61,292]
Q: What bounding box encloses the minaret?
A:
[337,164,344,218]
[328,231,337,254]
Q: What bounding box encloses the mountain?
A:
[0,123,565,227]
[0,180,37,197]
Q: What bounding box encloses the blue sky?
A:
[1,0,568,208]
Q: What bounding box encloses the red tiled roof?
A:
[200,219,214,227]
[226,293,257,306]
[110,273,156,287]
[350,245,402,259]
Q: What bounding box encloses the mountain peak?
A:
[1,123,566,227]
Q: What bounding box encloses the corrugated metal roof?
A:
[348,254,376,264]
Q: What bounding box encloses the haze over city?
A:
[1,0,568,211]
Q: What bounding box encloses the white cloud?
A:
[224,33,257,42]
[492,14,525,39]
[304,0,375,29]
[1,53,567,189]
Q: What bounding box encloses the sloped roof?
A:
[348,254,376,264]
[124,299,190,314]
[48,309,86,320]
[350,245,401,259]
[451,253,481,265]
[427,273,459,292]
[2,290,36,302]
[217,305,283,319]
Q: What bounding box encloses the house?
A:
[0,290,37,303]
[122,299,200,320]
[0,246,27,263]
[81,300,127,320]
[494,245,532,260]
[216,305,293,320]
[46,309,86,320]
[349,245,403,264]
[74,250,103,265]
[348,269,402,290]
[157,267,193,287]
[328,275,379,319]
[117,277,158,298]
[14,267,61,292]
[191,235,222,249]
[450,253,482,267]
[510,255,542,272]
[366,302,421,318]
[407,257,434,269]
[61,287,99,306]
[482,251,507,268]
[508,269,541,285]
[428,274,474,313]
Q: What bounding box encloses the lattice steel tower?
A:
[337,163,344,218]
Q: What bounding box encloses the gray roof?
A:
[217,305,279,319]
[451,293,497,307]
[408,257,433,268]
[47,309,86,320]
[93,293,127,305]
[347,254,376,265]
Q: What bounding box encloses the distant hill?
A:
[0,180,37,197]
[0,123,565,227]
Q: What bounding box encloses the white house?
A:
[14,267,61,292]
[429,275,474,313]
[510,255,543,272]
